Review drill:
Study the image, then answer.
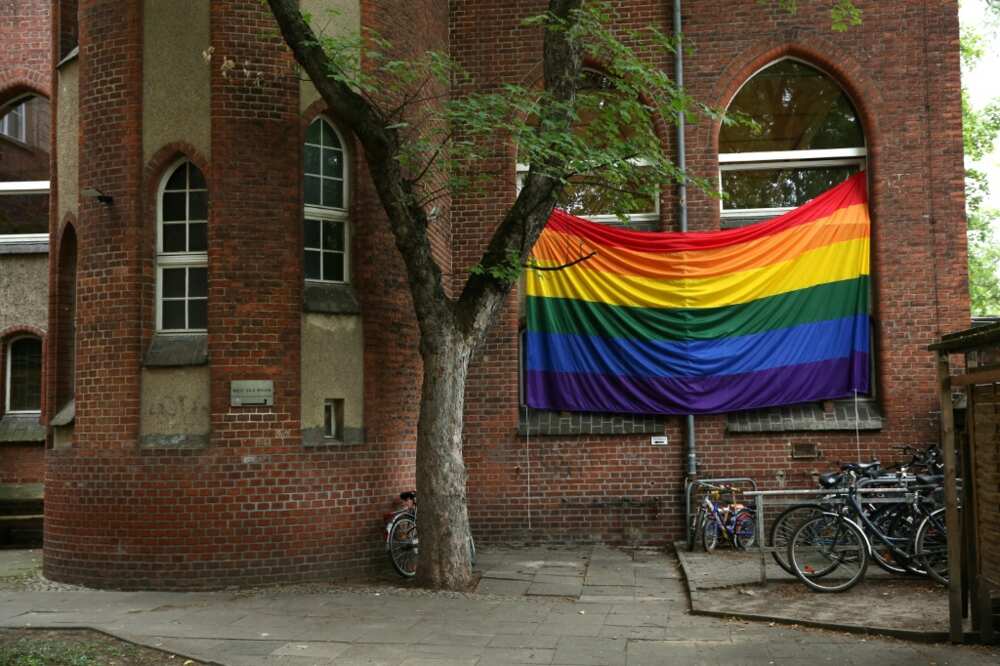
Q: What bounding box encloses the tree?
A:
[264,0,858,590]
[961,6,1000,315]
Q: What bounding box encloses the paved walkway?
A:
[0,546,997,665]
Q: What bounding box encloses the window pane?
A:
[162,223,186,253]
[306,119,322,144]
[162,267,186,298]
[722,165,858,210]
[304,219,321,249]
[0,193,49,235]
[188,164,206,189]
[188,222,207,252]
[720,60,864,153]
[323,252,344,282]
[188,267,207,297]
[188,299,207,330]
[304,250,321,280]
[162,300,186,330]
[321,120,339,148]
[162,191,187,221]
[322,220,344,252]
[165,163,187,190]
[557,173,656,218]
[8,338,41,411]
[304,176,321,206]
[323,147,343,179]
[188,191,207,220]
[322,177,343,209]
[304,145,321,176]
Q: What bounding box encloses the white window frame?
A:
[156,158,207,333]
[4,335,42,415]
[515,161,660,225]
[0,101,26,143]
[304,116,350,284]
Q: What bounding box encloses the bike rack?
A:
[685,477,757,551]
[743,482,935,587]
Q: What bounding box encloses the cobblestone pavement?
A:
[0,546,996,665]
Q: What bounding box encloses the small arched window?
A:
[5,336,42,414]
[303,117,348,283]
[157,159,207,331]
[719,59,866,227]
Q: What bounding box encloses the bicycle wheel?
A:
[733,509,756,550]
[701,514,719,552]
[865,503,919,576]
[468,535,476,566]
[688,504,706,551]
[769,504,825,576]
[387,513,418,577]
[789,514,868,592]
[914,508,950,585]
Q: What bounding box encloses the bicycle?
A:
[384,491,476,577]
[787,472,952,592]
[697,484,755,552]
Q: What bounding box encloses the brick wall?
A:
[44,0,440,590]
[454,0,970,546]
[43,0,970,588]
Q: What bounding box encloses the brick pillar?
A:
[208,0,301,446]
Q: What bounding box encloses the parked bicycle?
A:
[694,484,756,552]
[384,491,476,577]
[785,470,954,592]
[768,444,945,577]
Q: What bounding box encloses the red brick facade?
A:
[38,0,969,588]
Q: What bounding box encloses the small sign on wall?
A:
[230,380,274,407]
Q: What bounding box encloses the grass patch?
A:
[0,629,203,666]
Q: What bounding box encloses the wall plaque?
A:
[230,380,274,407]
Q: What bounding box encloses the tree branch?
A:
[454,0,585,340]
[267,0,453,335]
[523,251,596,271]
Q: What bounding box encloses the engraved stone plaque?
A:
[230,380,274,407]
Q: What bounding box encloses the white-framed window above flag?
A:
[719,58,867,228]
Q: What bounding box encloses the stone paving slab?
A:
[1,547,998,665]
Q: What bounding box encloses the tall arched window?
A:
[157,159,207,331]
[303,117,348,283]
[719,59,866,227]
[5,336,42,414]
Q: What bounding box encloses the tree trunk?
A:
[415,328,475,590]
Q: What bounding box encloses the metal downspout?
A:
[673,0,697,478]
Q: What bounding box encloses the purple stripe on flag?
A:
[525,353,870,415]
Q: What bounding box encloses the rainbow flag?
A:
[524,173,870,415]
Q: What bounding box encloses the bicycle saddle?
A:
[915,474,943,486]
[818,472,843,488]
[400,491,416,501]
[842,460,880,475]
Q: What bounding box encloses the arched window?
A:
[303,117,348,283]
[157,159,207,331]
[5,336,42,414]
[719,59,866,227]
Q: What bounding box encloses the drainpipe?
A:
[673,0,697,478]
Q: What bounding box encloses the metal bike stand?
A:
[744,482,928,587]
